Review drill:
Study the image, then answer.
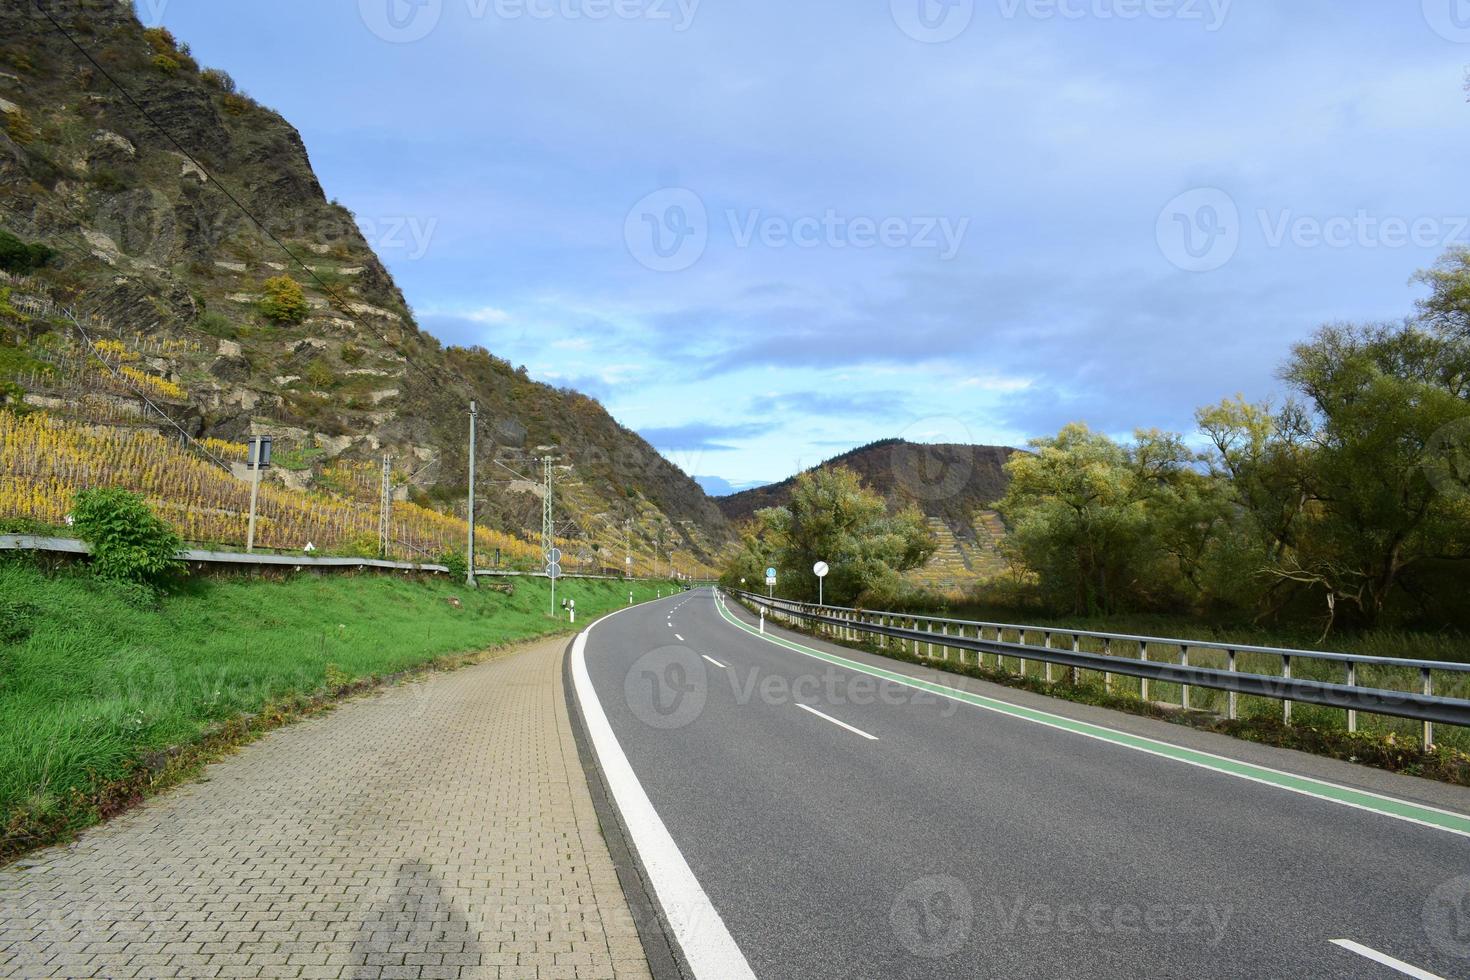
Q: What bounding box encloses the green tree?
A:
[723,466,934,605]
[1275,321,1470,625]
[71,488,185,589]
[259,275,309,325]
[995,424,1204,614]
[1414,246,1470,337]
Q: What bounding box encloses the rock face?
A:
[0,2,731,558]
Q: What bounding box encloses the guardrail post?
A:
[1346,662,1357,733]
[1018,629,1027,678]
[928,622,935,660]
[1101,637,1112,693]
[1424,668,1435,750]
[1282,656,1292,725]
[1043,632,1053,683]
[1180,646,1190,710]
[1139,642,1149,703]
[1227,650,1237,721]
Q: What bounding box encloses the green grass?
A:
[0,559,680,855]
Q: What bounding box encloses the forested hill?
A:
[717,439,1016,529]
[0,1,730,562]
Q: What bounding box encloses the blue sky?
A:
[138,0,1469,490]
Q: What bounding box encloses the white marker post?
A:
[760,608,766,634]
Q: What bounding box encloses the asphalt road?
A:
[577,588,1470,980]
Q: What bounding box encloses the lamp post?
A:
[245,435,272,553]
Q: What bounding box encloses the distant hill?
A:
[716,439,1015,523]
[717,439,1019,592]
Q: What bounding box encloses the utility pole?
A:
[466,402,478,588]
[542,455,555,616]
[378,454,392,559]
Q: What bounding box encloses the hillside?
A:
[0,3,729,567]
[718,439,1018,590]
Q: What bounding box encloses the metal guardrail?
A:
[730,591,1470,749]
[0,535,660,582]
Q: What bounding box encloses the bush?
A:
[221,92,252,116]
[3,109,37,146]
[151,54,180,76]
[259,275,309,325]
[71,488,185,589]
[439,551,468,581]
[0,231,54,274]
[142,27,179,54]
[304,359,336,390]
[201,68,236,93]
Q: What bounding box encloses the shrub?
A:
[151,54,180,76]
[4,109,37,146]
[89,168,128,194]
[142,27,179,54]
[340,343,364,365]
[0,231,54,274]
[201,68,236,93]
[439,551,468,581]
[259,275,309,325]
[71,488,185,589]
[221,93,252,116]
[305,360,336,390]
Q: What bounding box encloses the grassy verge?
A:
[748,602,1470,787]
[0,558,682,860]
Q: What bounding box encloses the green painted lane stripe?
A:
[714,595,1470,839]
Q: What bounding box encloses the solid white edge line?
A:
[701,654,728,669]
[796,703,879,741]
[712,591,1470,840]
[1330,940,1445,980]
[571,608,758,980]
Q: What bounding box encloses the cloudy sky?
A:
[140,0,1468,491]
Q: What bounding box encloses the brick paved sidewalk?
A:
[0,636,653,980]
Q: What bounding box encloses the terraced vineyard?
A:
[904,509,1011,595]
